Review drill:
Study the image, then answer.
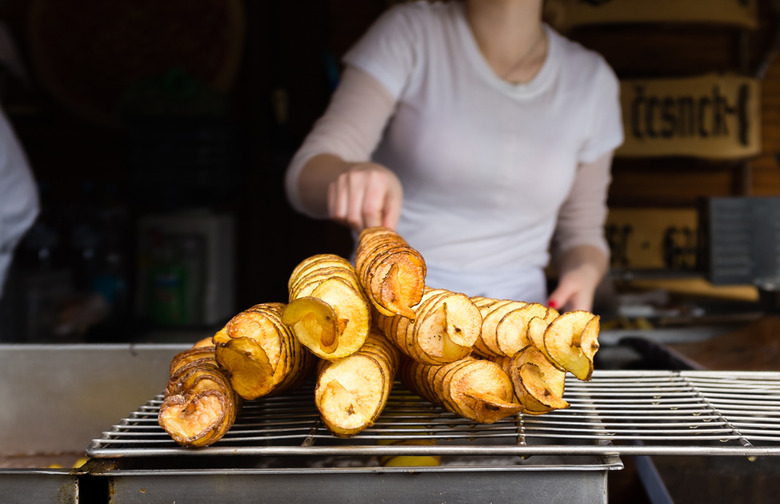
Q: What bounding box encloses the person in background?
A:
[284,0,623,312]
[0,105,39,299]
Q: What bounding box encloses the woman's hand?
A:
[546,266,599,312]
[328,162,403,232]
[547,245,608,312]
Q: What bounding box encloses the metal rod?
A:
[88,370,780,461]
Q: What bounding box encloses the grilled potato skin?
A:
[377,288,481,365]
[285,254,373,360]
[355,226,426,320]
[315,328,400,437]
[471,298,555,359]
[215,302,315,400]
[159,343,242,448]
[400,356,522,424]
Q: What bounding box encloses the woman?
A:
[284,0,623,312]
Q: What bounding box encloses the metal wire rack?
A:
[87,370,780,459]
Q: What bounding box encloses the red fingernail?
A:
[548,300,557,309]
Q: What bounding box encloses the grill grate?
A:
[87,370,780,459]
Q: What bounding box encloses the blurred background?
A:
[0,0,779,344]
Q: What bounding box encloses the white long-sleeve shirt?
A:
[286,1,623,302]
[0,107,39,298]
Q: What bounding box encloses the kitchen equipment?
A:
[80,370,780,503]
[0,343,183,504]
[4,342,780,503]
[700,196,780,286]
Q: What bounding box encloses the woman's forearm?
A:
[284,66,397,219]
[296,153,355,217]
[296,153,404,231]
[548,244,609,312]
[555,244,609,283]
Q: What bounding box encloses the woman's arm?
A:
[547,151,613,312]
[547,243,609,312]
[284,65,402,231]
[304,154,403,231]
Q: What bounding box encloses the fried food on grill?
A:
[401,356,522,424]
[377,288,481,365]
[192,336,215,348]
[543,310,600,381]
[283,254,372,360]
[315,328,400,437]
[214,302,315,400]
[168,344,216,376]
[499,345,569,415]
[526,310,565,372]
[355,226,426,320]
[159,343,242,448]
[471,298,555,358]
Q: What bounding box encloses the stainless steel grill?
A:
[88,370,780,460]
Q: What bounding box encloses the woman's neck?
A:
[465,0,547,84]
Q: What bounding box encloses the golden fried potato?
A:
[215,302,315,400]
[282,296,340,354]
[401,356,522,424]
[168,345,216,376]
[503,345,569,415]
[285,254,372,361]
[544,311,600,381]
[355,227,426,320]
[378,288,481,365]
[472,298,557,358]
[159,344,242,448]
[315,328,400,437]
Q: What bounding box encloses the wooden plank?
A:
[545,0,759,31]
[608,159,738,207]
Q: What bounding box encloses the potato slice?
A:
[291,265,362,299]
[159,344,242,448]
[356,226,426,320]
[494,303,549,357]
[168,346,216,376]
[544,311,601,381]
[288,254,354,292]
[192,336,215,348]
[443,358,521,423]
[216,302,315,400]
[286,255,372,360]
[508,345,569,414]
[472,299,519,357]
[402,356,522,424]
[377,262,416,319]
[215,337,274,400]
[282,296,340,355]
[526,315,565,372]
[313,277,371,357]
[472,300,558,359]
[380,288,480,364]
[159,391,229,448]
[544,305,561,323]
[315,330,399,437]
[212,326,229,345]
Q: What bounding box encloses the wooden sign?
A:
[616,73,761,160]
[545,0,758,31]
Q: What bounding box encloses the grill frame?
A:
[88,370,780,460]
[80,369,780,504]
